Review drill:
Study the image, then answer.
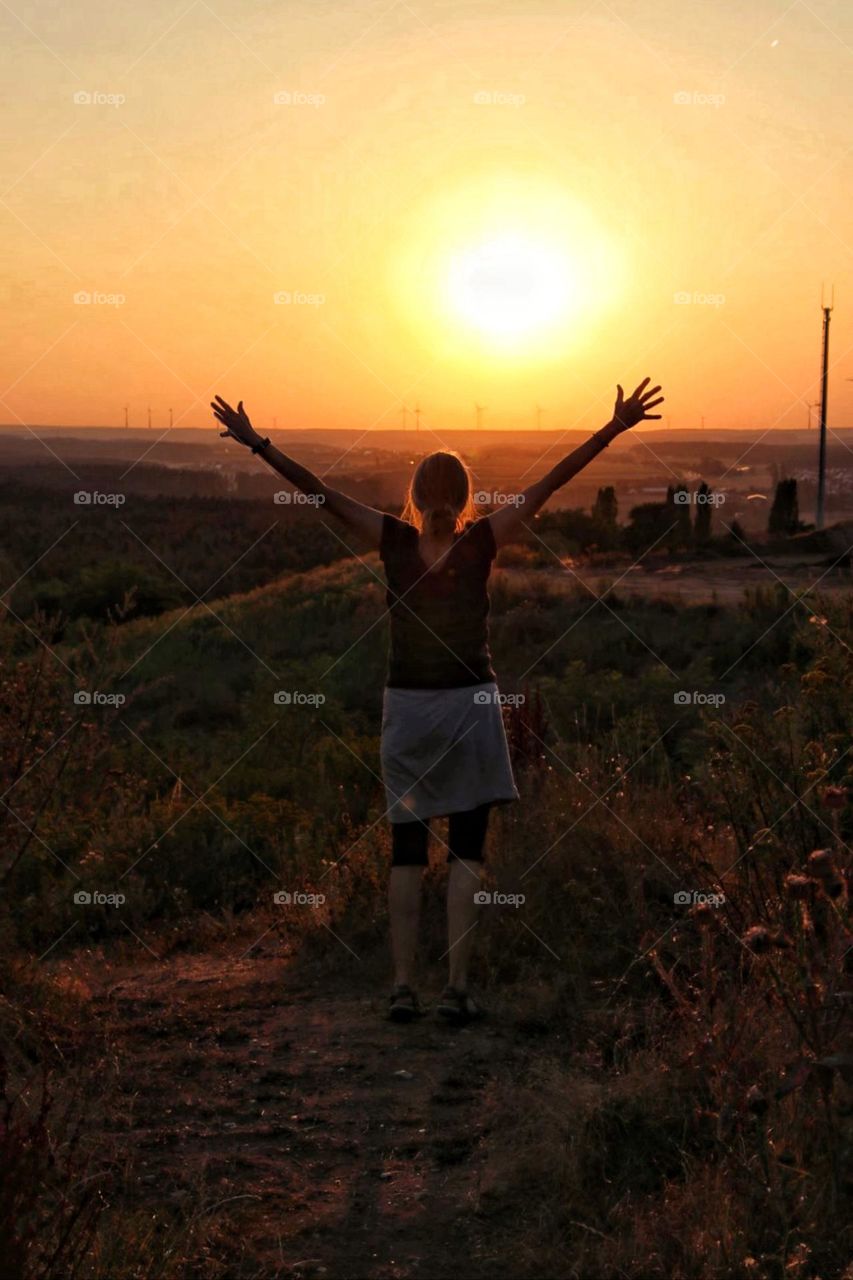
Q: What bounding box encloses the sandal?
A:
[388,983,424,1022]
[436,985,483,1024]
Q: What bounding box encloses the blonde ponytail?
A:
[401,450,478,535]
[423,504,457,537]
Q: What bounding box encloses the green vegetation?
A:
[769,477,803,537]
[1,487,850,1279]
[0,481,355,643]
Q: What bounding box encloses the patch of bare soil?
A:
[85,946,531,1279]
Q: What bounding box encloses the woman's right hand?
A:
[211,395,261,449]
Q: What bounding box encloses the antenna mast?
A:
[816,284,834,530]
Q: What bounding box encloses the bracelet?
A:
[251,436,271,454]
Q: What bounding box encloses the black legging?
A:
[391,802,492,867]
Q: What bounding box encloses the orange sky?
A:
[1,0,852,434]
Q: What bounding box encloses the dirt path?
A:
[86,944,527,1280]
[501,554,853,605]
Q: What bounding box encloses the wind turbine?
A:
[534,403,545,431]
[123,405,129,429]
[414,401,422,432]
[475,402,486,431]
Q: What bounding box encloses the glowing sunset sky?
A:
[1,0,852,433]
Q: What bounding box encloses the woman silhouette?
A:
[212,378,663,1022]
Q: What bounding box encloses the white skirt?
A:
[380,680,520,823]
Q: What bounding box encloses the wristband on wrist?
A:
[251,436,271,454]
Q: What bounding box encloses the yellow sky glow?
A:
[0,1,851,433]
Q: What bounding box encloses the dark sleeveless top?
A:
[379,514,498,689]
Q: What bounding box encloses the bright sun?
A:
[388,171,622,364]
[446,232,573,343]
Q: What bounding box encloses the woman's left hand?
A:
[612,378,664,431]
[211,395,261,448]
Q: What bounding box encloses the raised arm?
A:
[488,378,664,547]
[211,396,385,548]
